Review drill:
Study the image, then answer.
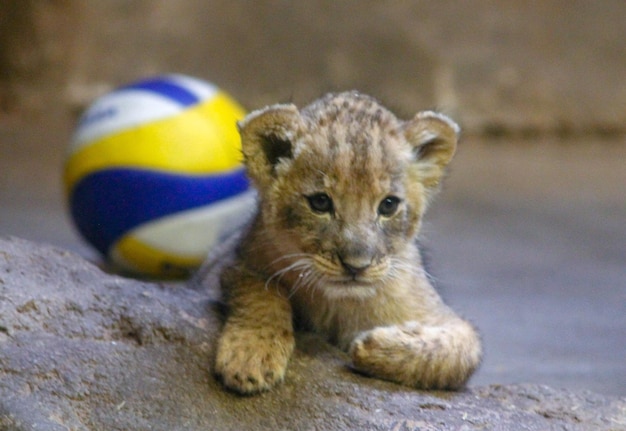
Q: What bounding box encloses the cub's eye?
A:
[306,193,334,214]
[378,196,401,217]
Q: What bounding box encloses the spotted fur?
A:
[209,91,481,394]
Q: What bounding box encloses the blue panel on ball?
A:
[119,78,201,107]
[70,168,249,256]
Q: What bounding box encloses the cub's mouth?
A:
[315,263,389,299]
[279,255,390,299]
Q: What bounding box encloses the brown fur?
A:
[207,91,482,394]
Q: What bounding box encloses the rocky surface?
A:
[1,236,624,431]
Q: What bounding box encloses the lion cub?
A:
[210,91,481,394]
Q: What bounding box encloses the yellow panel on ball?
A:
[64,92,245,192]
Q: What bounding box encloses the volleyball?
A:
[64,74,253,278]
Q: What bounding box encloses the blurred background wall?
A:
[1,0,625,135]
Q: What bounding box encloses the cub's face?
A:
[239,92,458,298]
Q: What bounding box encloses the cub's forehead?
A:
[292,92,411,192]
[298,92,409,157]
[301,91,400,132]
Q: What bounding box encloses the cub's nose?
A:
[339,256,372,277]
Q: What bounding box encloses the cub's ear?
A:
[238,104,303,190]
[403,111,459,189]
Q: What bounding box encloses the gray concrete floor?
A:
[1,117,625,396]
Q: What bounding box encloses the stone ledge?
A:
[0,236,624,430]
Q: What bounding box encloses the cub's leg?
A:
[214,270,294,394]
[349,317,481,390]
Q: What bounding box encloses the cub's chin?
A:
[316,280,380,300]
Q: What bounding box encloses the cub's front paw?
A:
[350,324,423,384]
[349,321,481,390]
[214,326,294,394]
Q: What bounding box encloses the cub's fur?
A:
[207,91,482,394]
